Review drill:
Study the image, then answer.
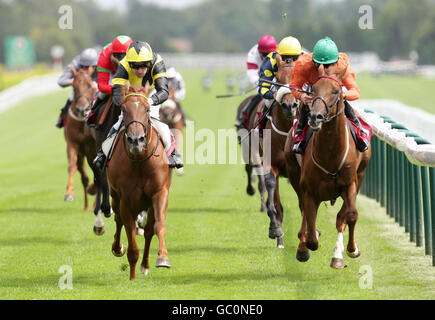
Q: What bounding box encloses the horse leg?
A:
[303,193,320,251]
[77,153,90,211]
[265,171,284,241]
[121,201,140,280]
[331,204,347,269]
[152,188,171,268]
[65,142,79,202]
[273,175,284,248]
[140,207,155,275]
[245,164,255,196]
[111,194,125,256]
[258,172,267,212]
[344,183,360,259]
[100,174,112,218]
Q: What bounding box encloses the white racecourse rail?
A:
[0,73,61,114]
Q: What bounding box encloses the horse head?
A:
[309,64,347,131]
[71,67,96,118]
[121,84,151,155]
[275,54,299,119]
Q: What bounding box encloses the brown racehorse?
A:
[284,64,371,268]
[236,95,267,212]
[107,84,172,280]
[159,87,185,175]
[257,55,299,248]
[63,67,96,210]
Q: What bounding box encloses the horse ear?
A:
[87,65,95,76]
[276,54,285,67]
[318,64,326,76]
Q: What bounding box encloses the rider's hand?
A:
[147,97,154,106]
[301,93,313,105]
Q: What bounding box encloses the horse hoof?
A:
[156,257,171,268]
[306,241,318,251]
[330,257,346,269]
[136,227,144,236]
[347,248,361,258]
[296,250,310,262]
[93,225,105,236]
[277,237,284,249]
[176,168,184,175]
[269,226,284,239]
[112,244,126,257]
[140,265,149,275]
[101,204,111,218]
[64,194,74,202]
[246,185,255,196]
[87,184,96,195]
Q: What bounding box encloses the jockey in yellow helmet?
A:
[93,41,183,170]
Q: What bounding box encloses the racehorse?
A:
[257,55,299,248]
[63,67,96,210]
[107,84,172,280]
[284,64,371,268]
[236,95,267,212]
[159,87,185,175]
[83,92,121,235]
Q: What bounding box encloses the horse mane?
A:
[121,83,149,97]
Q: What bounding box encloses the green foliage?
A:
[1,0,435,64]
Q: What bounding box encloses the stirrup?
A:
[292,142,304,154]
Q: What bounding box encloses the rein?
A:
[311,75,344,123]
[122,94,159,163]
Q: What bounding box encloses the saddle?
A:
[293,113,372,154]
[85,95,112,128]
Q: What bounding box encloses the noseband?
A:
[311,75,344,123]
[122,94,160,163]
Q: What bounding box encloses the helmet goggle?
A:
[79,64,95,70]
[113,52,126,61]
[281,55,300,63]
[129,61,152,69]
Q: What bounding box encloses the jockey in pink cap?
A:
[235,35,277,129]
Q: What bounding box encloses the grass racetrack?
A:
[0,70,434,300]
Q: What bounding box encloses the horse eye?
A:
[332,89,339,95]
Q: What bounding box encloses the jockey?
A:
[85,35,133,126]
[234,35,277,128]
[165,66,187,124]
[255,36,303,134]
[55,48,98,128]
[93,40,184,170]
[290,36,369,154]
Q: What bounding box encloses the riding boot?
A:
[168,148,184,169]
[85,96,103,127]
[235,94,262,128]
[55,99,72,128]
[292,104,310,154]
[344,100,369,152]
[93,121,120,171]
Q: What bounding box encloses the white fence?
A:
[0,73,61,114]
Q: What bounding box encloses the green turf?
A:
[0,70,434,300]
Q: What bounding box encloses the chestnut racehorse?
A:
[284,65,371,268]
[63,67,96,210]
[257,55,299,248]
[107,85,172,280]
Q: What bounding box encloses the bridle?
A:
[122,93,160,163]
[311,75,344,123]
[310,75,350,196]
[72,73,95,119]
